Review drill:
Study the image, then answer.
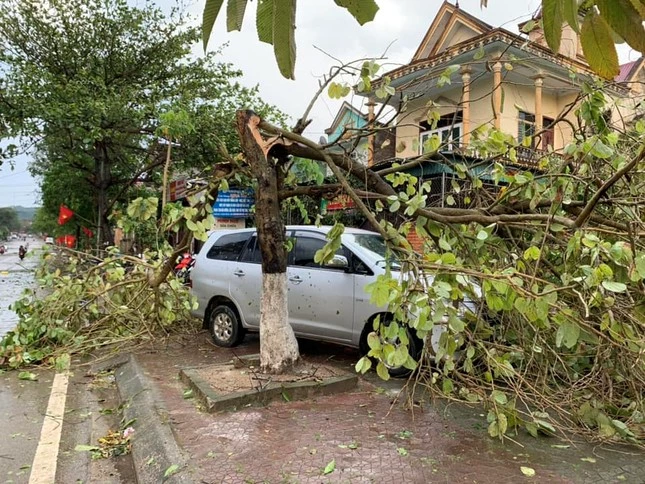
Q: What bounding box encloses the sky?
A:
[0,0,639,208]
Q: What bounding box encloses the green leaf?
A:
[227,0,249,32]
[523,246,541,261]
[473,44,485,60]
[328,82,351,99]
[590,140,614,158]
[491,390,508,405]
[333,0,379,25]
[497,413,508,435]
[355,356,372,374]
[367,329,382,349]
[75,444,100,452]
[202,0,226,50]
[488,420,500,438]
[54,353,70,372]
[597,0,645,54]
[542,0,563,54]
[256,0,274,44]
[580,10,620,79]
[628,0,645,16]
[392,345,409,367]
[397,447,409,456]
[164,464,179,478]
[525,422,538,438]
[323,459,336,475]
[18,371,38,381]
[562,0,580,33]
[272,0,297,79]
[422,133,441,153]
[556,320,580,349]
[403,355,418,371]
[375,361,390,381]
[520,466,536,477]
[602,281,627,293]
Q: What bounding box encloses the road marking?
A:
[29,372,70,484]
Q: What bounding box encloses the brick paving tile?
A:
[134,335,643,484]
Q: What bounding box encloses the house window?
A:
[419,111,462,153]
[518,111,555,149]
[518,111,536,145]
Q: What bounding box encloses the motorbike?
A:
[174,253,195,285]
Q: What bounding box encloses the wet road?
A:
[0,240,131,482]
[0,239,43,337]
[0,369,55,483]
[0,239,54,483]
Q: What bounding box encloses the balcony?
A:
[447,145,560,168]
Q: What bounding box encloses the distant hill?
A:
[12,206,39,221]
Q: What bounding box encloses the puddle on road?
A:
[0,270,35,337]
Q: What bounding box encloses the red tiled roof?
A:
[616,61,638,82]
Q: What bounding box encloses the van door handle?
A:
[233,270,245,277]
[289,275,303,284]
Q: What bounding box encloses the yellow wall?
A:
[393,75,585,157]
[395,90,463,158]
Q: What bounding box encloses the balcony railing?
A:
[449,145,561,167]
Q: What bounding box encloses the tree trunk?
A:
[94,142,114,248]
[236,110,299,373]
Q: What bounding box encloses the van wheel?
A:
[359,316,422,378]
[207,304,244,347]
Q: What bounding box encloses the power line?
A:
[0,169,29,180]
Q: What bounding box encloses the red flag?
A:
[58,205,74,225]
[55,235,76,248]
[82,227,94,238]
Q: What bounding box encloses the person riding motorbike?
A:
[174,252,195,284]
[18,245,26,261]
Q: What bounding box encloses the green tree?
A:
[0,207,20,234]
[0,0,282,245]
[30,207,58,237]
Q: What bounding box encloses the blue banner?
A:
[212,189,255,218]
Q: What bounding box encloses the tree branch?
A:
[574,145,644,227]
[279,183,343,200]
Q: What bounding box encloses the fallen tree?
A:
[231,73,644,444]
[1,58,642,446]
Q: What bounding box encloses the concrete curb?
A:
[114,354,193,484]
[179,365,358,413]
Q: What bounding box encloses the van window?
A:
[239,236,262,263]
[206,232,251,261]
[292,236,349,269]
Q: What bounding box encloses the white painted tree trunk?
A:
[260,272,299,373]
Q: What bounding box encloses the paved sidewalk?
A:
[133,334,645,484]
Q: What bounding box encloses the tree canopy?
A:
[0,207,20,238]
[0,0,284,243]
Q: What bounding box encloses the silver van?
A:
[190,226,441,375]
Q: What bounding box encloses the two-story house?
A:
[358,1,643,181]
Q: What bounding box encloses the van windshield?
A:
[345,234,401,270]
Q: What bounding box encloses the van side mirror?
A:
[325,254,349,270]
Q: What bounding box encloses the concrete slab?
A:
[179,363,358,413]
